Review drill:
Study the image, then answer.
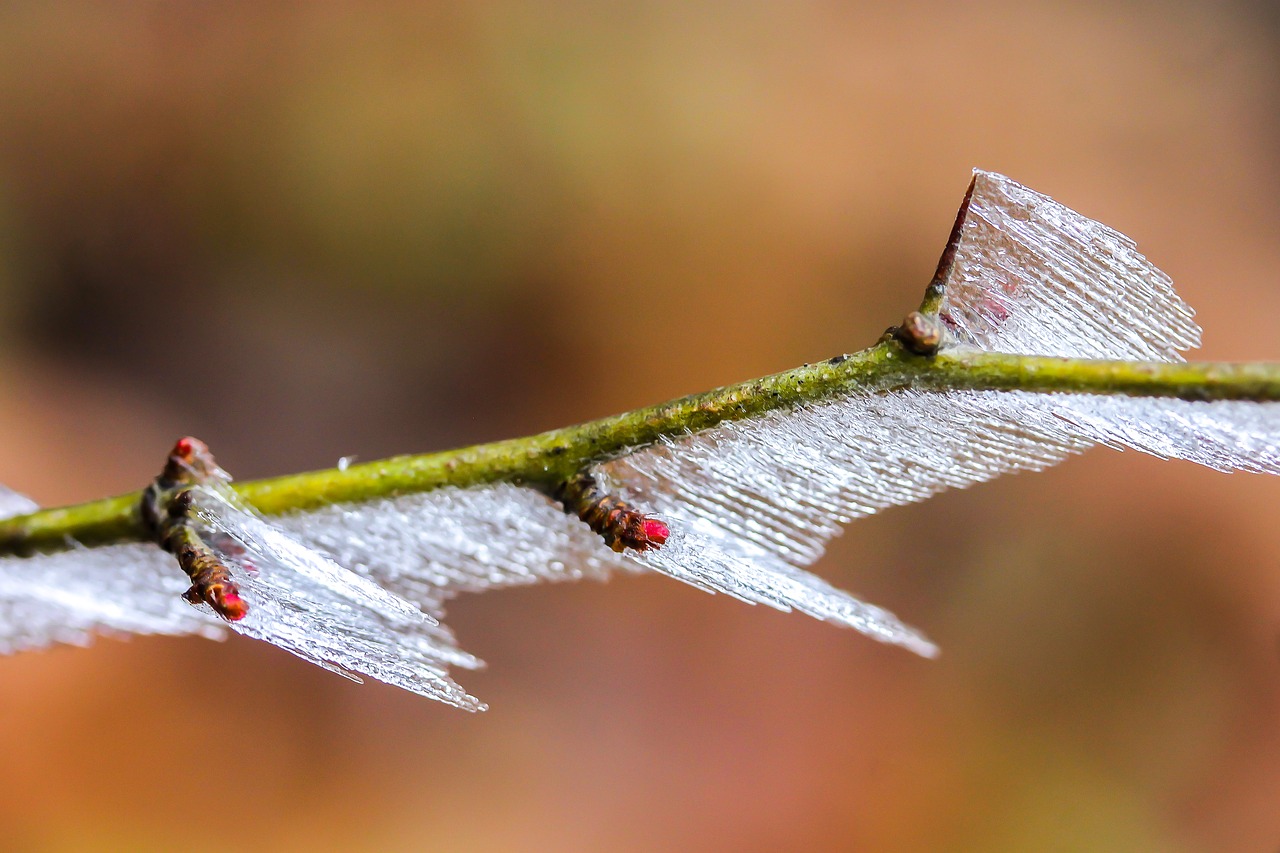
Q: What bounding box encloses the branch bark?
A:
[3,339,1279,555]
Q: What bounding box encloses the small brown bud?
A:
[894,311,944,356]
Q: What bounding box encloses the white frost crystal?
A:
[939,171,1201,360]
[3,170,1279,706]
[0,487,221,653]
[193,487,485,709]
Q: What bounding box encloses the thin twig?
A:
[3,340,1279,556]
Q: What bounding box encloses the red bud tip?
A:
[217,591,249,622]
[641,518,670,546]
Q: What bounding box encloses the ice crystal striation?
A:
[1,483,486,707]
[192,487,485,709]
[3,169,1279,706]
[0,487,221,653]
[939,171,1201,360]
[600,391,1279,653]
[275,170,1278,669]
[277,484,632,616]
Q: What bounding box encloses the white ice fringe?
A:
[193,487,486,709]
[0,484,487,709]
[276,172,1279,672]
[939,171,1201,360]
[0,487,221,653]
[3,170,1279,706]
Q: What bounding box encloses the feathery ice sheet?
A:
[2,170,1278,708]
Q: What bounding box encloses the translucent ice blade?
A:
[633,521,939,657]
[242,162,1241,685]
[274,389,1072,657]
[195,488,438,627]
[276,482,939,657]
[0,487,222,653]
[581,170,1228,654]
[1048,395,1280,473]
[4,169,1276,691]
[0,486,36,518]
[275,483,634,615]
[190,487,487,710]
[938,170,1201,360]
[598,388,1087,653]
[269,163,1275,662]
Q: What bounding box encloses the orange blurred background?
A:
[2,3,1280,851]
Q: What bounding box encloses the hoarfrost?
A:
[274,171,1278,668]
[939,171,1201,360]
[192,487,485,709]
[1,484,485,708]
[3,169,1279,705]
[599,391,1278,654]
[0,487,221,653]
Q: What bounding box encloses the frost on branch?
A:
[2,479,486,708]
[189,487,485,709]
[937,170,1201,360]
[0,487,218,653]
[275,171,1280,682]
[2,170,1279,707]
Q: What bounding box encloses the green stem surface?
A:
[4,342,1280,555]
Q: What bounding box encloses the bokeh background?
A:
[2,2,1279,851]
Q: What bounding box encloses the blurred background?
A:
[2,2,1279,850]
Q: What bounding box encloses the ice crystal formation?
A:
[3,171,1279,709]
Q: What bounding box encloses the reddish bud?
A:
[216,591,249,622]
[205,583,249,621]
[641,518,670,547]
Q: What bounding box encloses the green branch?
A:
[4,340,1280,556]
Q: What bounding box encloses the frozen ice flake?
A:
[596,389,1084,652]
[1,471,486,708]
[596,388,1280,658]
[189,486,486,710]
[0,486,36,518]
[0,488,222,654]
[276,484,635,616]
[1048,395,1280,473]
[3,170,1279,705]
[939,171,1200,360]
